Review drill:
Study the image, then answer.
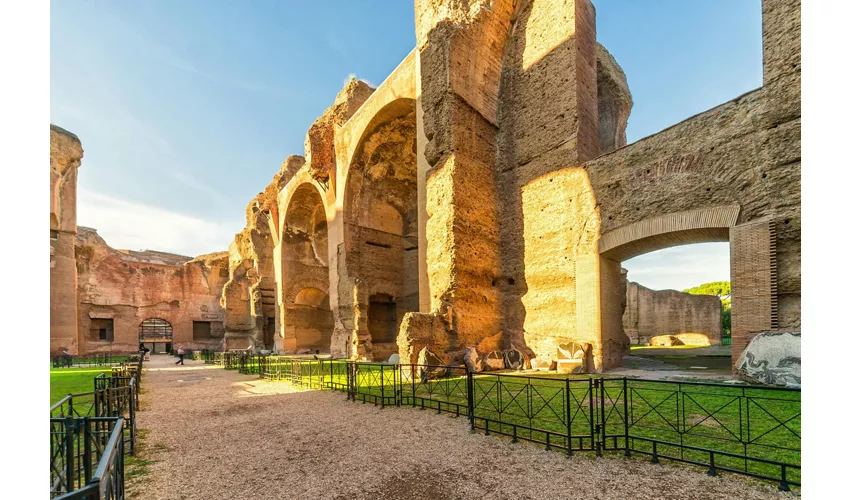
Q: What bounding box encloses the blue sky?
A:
[50,0,762,291]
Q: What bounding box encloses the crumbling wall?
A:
[50,124,83,354]
[75,227,228,353]
[221,192,280,350]
[398,0,515,364]
[342,112,419,360]
[495,0,608,369]
[623,281,722,345]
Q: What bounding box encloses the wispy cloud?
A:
[77,189,241,257]
[622,243,730,291]
[165,51,296,100]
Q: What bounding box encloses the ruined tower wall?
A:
[50,125,83,354]
[395,0,515,363]
[623,281,722,346]
[495,0,610,368]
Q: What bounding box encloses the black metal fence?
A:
[249,358,800,490]
[51,353,138,369]
[50,416,125,499]
[50,358,143,498]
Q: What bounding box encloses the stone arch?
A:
[599,206,740,261]
[280,182,332,354]
[595,205,770,367]
[341,97,418,361]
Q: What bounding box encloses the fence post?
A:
[623,377,630,457]
[467,369,475,433]
[597,378,604,457]
[65,416,75,492]
[380,364,385,408]
[83,417,92,484]
[129,381,137,456]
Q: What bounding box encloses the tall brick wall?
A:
[75,227,229,354]
[623,280,722,345]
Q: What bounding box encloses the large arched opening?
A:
[597,206,776,369]
[343,98,418,361]
[139,318,173,354]
[280,183,332,354]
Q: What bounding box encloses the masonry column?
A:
[730,219,777,363]
[411,0,516,354]
[50,125,83,355]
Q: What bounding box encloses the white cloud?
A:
[77,189,242,257]
[621,242,730,291]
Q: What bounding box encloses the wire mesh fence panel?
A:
[621,379,800,489]
[398,364,468,417]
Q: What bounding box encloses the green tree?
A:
[683,281,731,336]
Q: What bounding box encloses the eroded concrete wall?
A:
[623,281,722,345]
[75,227,229,353]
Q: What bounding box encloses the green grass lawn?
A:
[50,367,111,406]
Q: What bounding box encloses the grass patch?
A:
[125,428,155,482]
[50,367,111,406]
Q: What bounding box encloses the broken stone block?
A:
[735,331,801,386]
[417,347,447,381]
[464,347,484,373]
[556,342,588,375]
[483,351,505,371]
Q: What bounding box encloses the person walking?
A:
[175,346,185,365]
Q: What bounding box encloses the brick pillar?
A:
[730,220,777,363]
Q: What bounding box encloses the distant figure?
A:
[175,346,185,365]
[61,348,72,368]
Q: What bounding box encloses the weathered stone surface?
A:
[623,280,722,345]
[483,350,505,371]
[649,335,682,347]
[735,331,800,386]
[417,347,447,381]
[556,342,588,375]
[463,347,484,373]
[50,124,83,354]
[50,1,800,373]
[75,227,229,353]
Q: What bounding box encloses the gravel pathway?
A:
[128,356,796,500]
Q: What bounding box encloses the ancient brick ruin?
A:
[50,0,800,373]
[622,279,722,346]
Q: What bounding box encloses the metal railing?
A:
[247,357,800,490]
[50,416,124,499]
[51,353,138,369]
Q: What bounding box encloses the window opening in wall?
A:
[91,318,114,342]
[50,230,59,240]
[193,321,212,340]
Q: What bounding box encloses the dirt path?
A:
[128,356,793,500]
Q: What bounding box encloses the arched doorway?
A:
[280,182,332,354]
[343,98,418,361]
[597,206,777,367]
[139,318,173,354]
